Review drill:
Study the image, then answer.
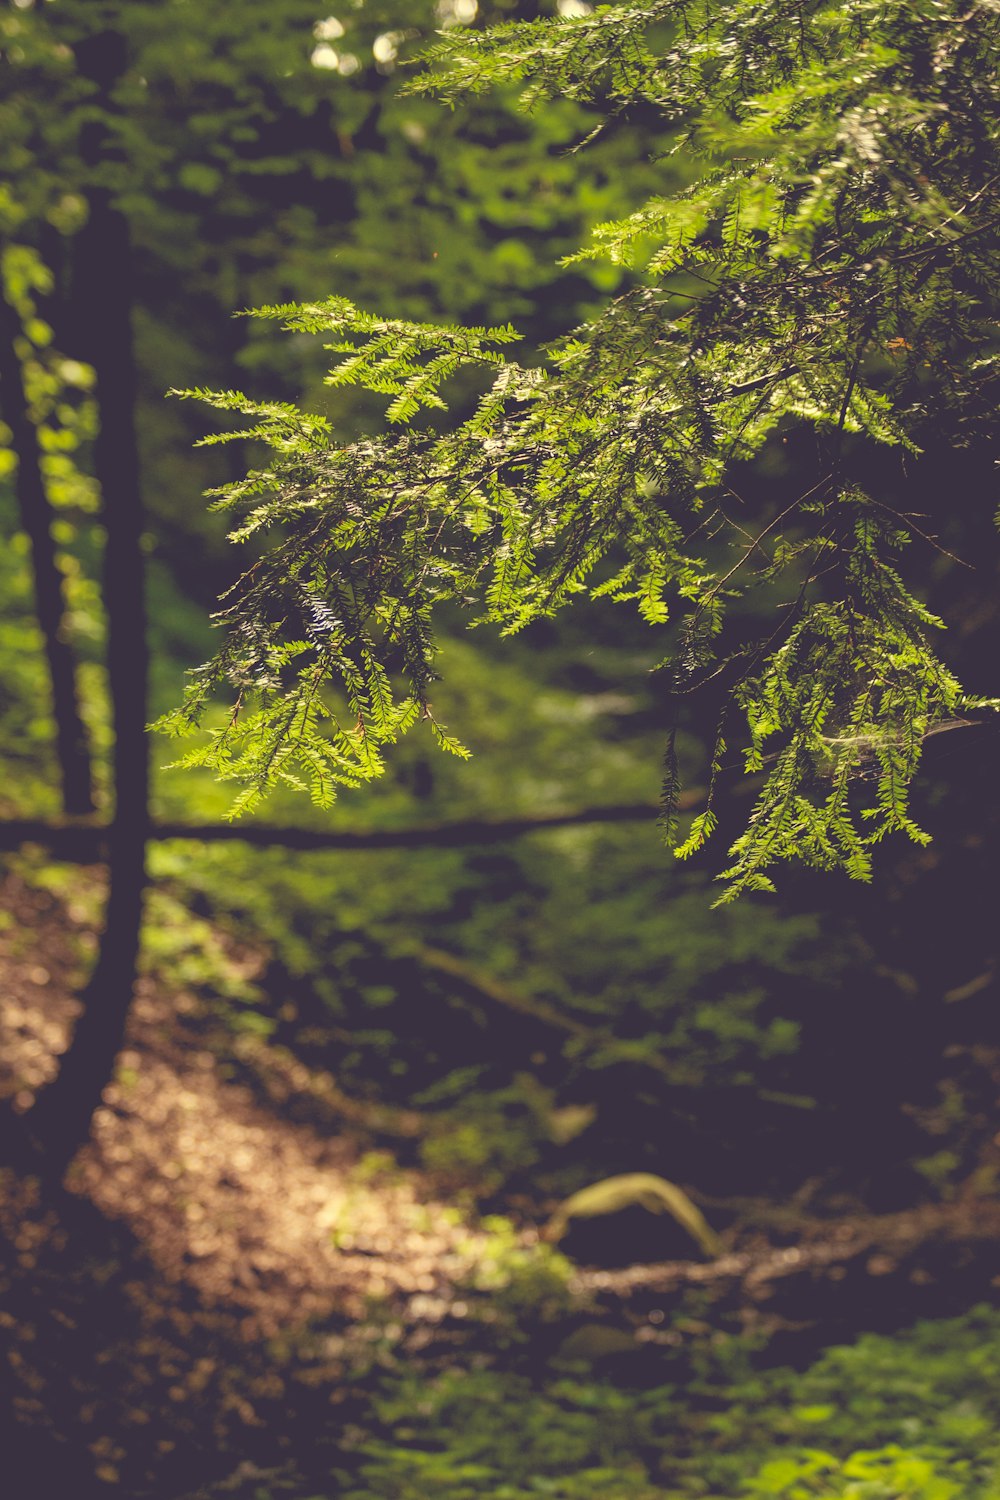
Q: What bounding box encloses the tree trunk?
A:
[26,29,149,1174]
[0,285,95,816]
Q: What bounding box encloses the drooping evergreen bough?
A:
[161,0,1000,900]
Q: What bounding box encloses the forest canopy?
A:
[161,0,1000,899]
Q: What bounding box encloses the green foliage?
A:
[0,515,66,812]
[242,298,523,424]
[458,1212,578,1327]
[418,1076,564,1195]
[166,0,1000,897]
[0,500,106,819]
[139,884,268,1013]
[1,244,100,517]
[145,785,851,1199]
[339,1364,663,1500]
[327,1307,1000,1499]
[744,1443,983,1499]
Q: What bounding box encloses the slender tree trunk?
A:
[0,285,95,815]
[26,30,149,1175]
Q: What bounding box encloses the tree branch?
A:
[0,790,706,862]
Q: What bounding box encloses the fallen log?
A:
[0,796,700,861]
[568,1197,1000,1363]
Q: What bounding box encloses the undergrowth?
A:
[324,1305,1000,1500]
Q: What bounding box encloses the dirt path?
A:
[0,869,497,1494]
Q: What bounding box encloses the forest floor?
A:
[1,867,999,1499]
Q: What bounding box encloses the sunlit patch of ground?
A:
[0,871,83,1107]
[0,867,509,1494]
[83,1047,485,1336]
[0,869,493,1340]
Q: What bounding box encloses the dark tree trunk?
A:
[25,30,149,1176]
[0,287,95,816]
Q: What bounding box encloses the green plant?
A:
[163,0,999,899]
[459,1213,578,1328]
[744,1443,981,1499]
[323,1307,1000,1500]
